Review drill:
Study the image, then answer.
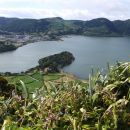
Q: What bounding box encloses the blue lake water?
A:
[0,35,130,79]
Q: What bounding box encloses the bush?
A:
[0,76,15,98]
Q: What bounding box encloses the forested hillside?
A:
[0,17,130,36]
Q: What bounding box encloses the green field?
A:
[6,71,74,93]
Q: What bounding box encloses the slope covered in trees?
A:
[0,41,17,52]
[38,51,75,73]
[0,17,130,36]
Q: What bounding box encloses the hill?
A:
[38,51,75,73]
[0,40,17,52]
[0,17,130,36]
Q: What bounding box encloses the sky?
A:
[0,0,129,20]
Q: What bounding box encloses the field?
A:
[6,70,86,94]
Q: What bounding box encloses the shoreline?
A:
[1,33,130,53]
[0,51,76,77]
[0,34,62,53]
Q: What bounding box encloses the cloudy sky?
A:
[0,0,129,20]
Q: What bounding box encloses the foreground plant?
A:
[1,62,130,129]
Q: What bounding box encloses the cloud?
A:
[0,8,89,20]
[0,0,129,20]
[0,8,129,21]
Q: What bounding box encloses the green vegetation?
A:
[1,62,130,129]
[0,41,17,52]
[0,17,130,36]
[39,51,75,73]
[0,76,15,98]
[6,71,68,93]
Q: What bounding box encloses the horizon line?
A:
[0,16,130,21]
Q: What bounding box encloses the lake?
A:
[0,35,130,79]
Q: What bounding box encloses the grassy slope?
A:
[6,70,86,94]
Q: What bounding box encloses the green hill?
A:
[0,17,130,36]
[0,41,17,52]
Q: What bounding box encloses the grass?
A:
[5,71,78,94]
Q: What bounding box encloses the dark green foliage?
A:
[0,41,17,52]
[38,51,75,72]
[0,76,15,98]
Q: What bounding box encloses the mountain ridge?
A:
[0,17,130,36]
